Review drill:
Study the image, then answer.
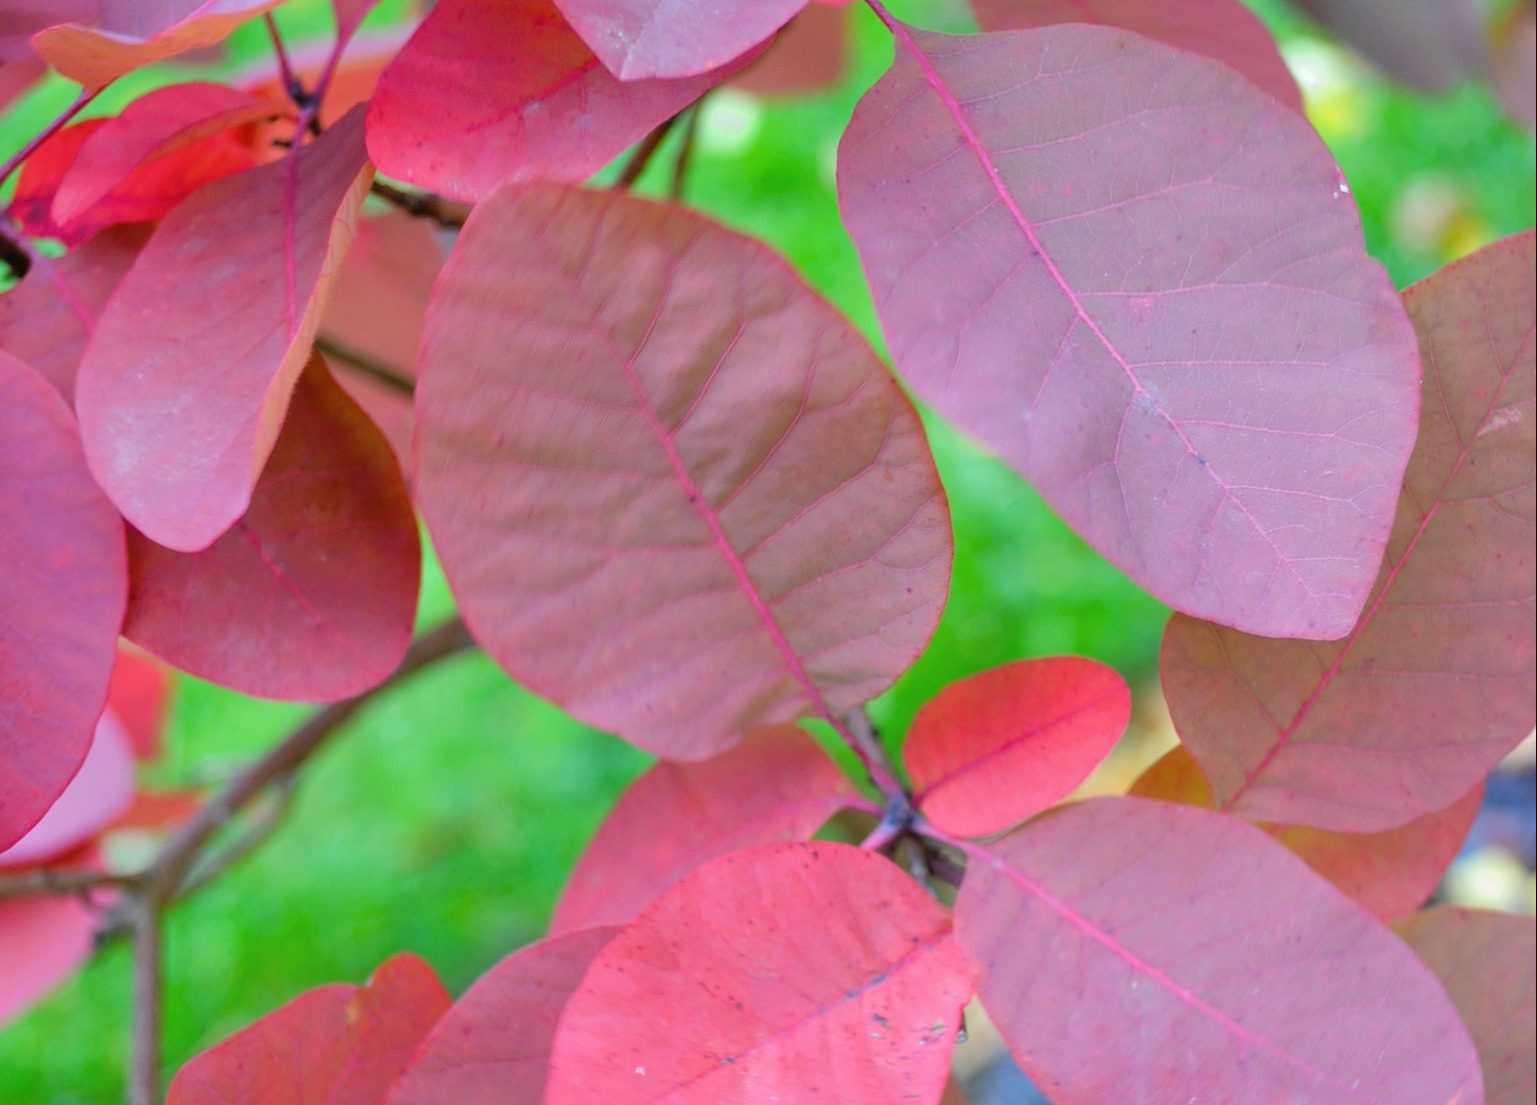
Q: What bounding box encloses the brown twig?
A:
[0,88,99,188]
[0,866,140,901]
[370,180,470,228]
[671,104,703,200]
[127,901,163,1105]
[315,333,416,396]
[613,115,681,191]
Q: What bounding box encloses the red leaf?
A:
[0,351,126,852]
[320,210,442,463]
[904,657,1131,838]
[0,711,134,869]
[1131,745,1483,920]
[728,1,849,99]
[365,0,740,204]
[168,953,450,1105]
[838,20,1419,641]
[1161,231,1537,831]
[8,118,105,238]
[546,841,973,1105]
[552,0,806,80]
[122,358,420,702]
[31,1,286,89]
[1396,906,1536,1105]
[970,0,1303,111]
[76,106,372,553]
[1291,0,1486,92]
[0,224,148,402]
[956,797,1484,1104]
[551,726,862,933]
[416,184,951,760]
[386,927,618,1105]
[50,81,287,234]
[0,894,98,1025]
[106,645,172,761]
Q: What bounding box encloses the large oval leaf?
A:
[552,726,862,933]
[0,351,127,851]
[76,106,372,553]
[366,0,739,203]
[904,657,1131,838]
[387,928,618,1105]
[416,183,951,759]
[1396,906,1536,1105]
[546,841,973,1105]
[0,893,98,1026]
[1162,231,1537,832]
[956,796,1484,1105]
[0,711,134,870]
[167,954,450,1105]
[838,21,1418,641]
[969,0,1303,111]
[121,358,420,702]
[553,0,805,79]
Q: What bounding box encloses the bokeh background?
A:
[1,1,1533,1100]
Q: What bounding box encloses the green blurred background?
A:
[1,1,1533,1100]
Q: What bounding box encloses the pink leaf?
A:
[956,796,1484,1104]
[122,358,420,702]
[904,657,1131,838]
[838,20,1419,641]
[0,893,98,1026]
[0,710,134,869]
[168,953,450,1105]
[0,224,148,402]
[552,0,806,80]
[365,0,741,204]
[105,645,173,761]
[0,351,126,852]
[416,184,951,760]
[76,106,372,553]
[31,0,286,89]
[0,2,95,110]
[50,81,289,232]
[1396,906,1536,1105]
[728,1,850,99]
[1161,231,1536,832]
[320,210,442,463]
[969,0,1303,111]
[546,842,974,1105]
[1131,745,1483,920]
[552,726,862,933]
[1291,0,1486,92]
[385,927,618,1105]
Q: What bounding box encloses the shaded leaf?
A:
[50,81,288,233]
[0,224,148,402]
[956,796,1484,1105]
[31,0,285,89]
[838,22,1419,641]
[0,351,126,852]
[904,657,1130,838]
[416,183,951,760]
[122,359,420,702]
[0,711,133,869]
[1290,0,1485,92]
[386,928,618,1105]
[105,645,172,761]
[729,0,850,99]
[167,953,450,1105]
[76,106,372,553]
[546,841,973,1105]
[1161,231,1536,831]
[1,2,96,109]
[1131,745,1482,920]
[1396,906,1536,1105]
[1489,1,1535,130]
[553,0,805,80]
[0,891,99,1026]
[970,0,1303,111]
[366,0,740,204]
[552,726,862,933]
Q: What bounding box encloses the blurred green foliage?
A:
[0,1,1532,1100]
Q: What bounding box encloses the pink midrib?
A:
[869,6,1306,593]
[1222,317,1537,811]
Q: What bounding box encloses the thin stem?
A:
[370,180,469,228]
[671,103,703,201]
[841,707,905,801]
[0,867,140,902]
[316,333,415,396]
[263,14,301,102]
[127,901,163,1105]
[613,115,680,191]
[0,88,98,188]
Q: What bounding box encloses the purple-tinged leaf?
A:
[1291,0,1486,92]
[1162,231,1536,832]
[956,796,1484,1104]
[553,0,805,80]
[416,183,951,760]
[839,21,1419,641]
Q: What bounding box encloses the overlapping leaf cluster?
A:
[0,1,1532,1103]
